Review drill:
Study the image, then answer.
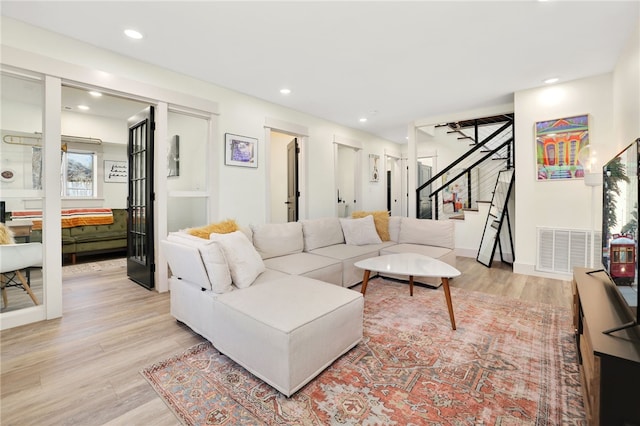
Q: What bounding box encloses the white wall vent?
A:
[536,227,602,274]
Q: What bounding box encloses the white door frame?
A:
[264,118,309,223]
[333,135,363,217]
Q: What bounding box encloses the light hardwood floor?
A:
[0,256,572,425]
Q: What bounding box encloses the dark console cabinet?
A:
[573,268,640,425]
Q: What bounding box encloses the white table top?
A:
[354,253,461,278]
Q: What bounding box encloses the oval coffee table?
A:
[354,253,460,330]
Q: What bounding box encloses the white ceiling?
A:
[2,1,638,143]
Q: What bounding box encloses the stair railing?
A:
[416,118,514,220]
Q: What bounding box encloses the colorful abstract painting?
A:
[535,114,589,181]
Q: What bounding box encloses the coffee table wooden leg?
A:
[441,277,456,330]
[409,275,414,296]
[360,270,371,295]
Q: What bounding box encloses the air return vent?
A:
[536,227,602,274]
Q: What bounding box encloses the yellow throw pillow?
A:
[351,210,390,241]
[187,219,239,239]
[0,223,15,245]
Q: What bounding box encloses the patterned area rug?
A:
[141,278,585,425]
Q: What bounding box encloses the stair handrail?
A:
[416,120,513,195]
[416,117,514,219]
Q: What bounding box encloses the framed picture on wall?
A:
[168,135,180,177]
[535,114,589,181]
[369,154,380,182]
[225,133,258,168]
[104,160,128,183]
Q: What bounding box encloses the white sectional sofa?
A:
[162,215,456,397]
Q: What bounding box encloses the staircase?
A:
[417,114,514,221]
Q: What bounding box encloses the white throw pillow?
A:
[167,232,233,293]
[339,215,382,246]
[210,230,265,288]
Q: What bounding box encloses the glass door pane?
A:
[0,71,44,313]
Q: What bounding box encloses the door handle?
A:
[284,201,292,204]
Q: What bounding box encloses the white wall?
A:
[1,17,402,226]
[613,18,640,147]
[513,73,614,277]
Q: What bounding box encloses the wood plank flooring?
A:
[0,256,572,425]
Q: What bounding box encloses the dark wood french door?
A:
[127,106,155,289]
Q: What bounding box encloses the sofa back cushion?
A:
[300,217,345,251]
[389,216,402,242]
[398,218,455,249]
[251,222,303,259]
[166,232,233,293]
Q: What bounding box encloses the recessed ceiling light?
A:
[359,117,368,123]
[88,91,102,97]
[124,29,143,40]
[280,88,291,95]
[544,77,559,84]
[77,105,90,111]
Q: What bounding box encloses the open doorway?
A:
[269,131,300,223]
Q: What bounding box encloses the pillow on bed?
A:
[339,215,382,246]
[186,219,238,239]
[166,232,233,293]
[210,230,265,288]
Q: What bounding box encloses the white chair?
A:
[0,243,42,307]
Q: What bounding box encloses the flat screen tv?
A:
[601,138,640,334]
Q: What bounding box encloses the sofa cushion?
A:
[388,216,401,242]
[352,210,390,241]
[210,275,363,396]
[167,232,233,293]
[300,217,345,251]
[210,230,265,288]
[399,218,455,249]
[186,219,238,239]
[339,215,382,246]
[263,252,342,285]
[251,222,303,259]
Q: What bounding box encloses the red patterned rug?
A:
[141,278,585,425]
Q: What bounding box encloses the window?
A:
[61,150,96,197]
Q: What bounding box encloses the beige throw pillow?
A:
[340,215,382,246]
[209,230,265,288]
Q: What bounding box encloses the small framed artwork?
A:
[225,133,258,168]
[168,135,180,177]
[535,114,589,181]
[104,160,128,183]
[369,154,380,182]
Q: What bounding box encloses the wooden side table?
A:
[6,220,33,242]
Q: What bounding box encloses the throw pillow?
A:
[186,219,239,239]
[339,215,382,246]
[0,223,15,245]
[352,210,390,241]
[209,230,265,288]
[166,232,233,293]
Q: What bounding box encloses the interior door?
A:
[127,106,155,289]
[286,138,299,222]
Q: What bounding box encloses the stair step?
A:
[450,214,466,221]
